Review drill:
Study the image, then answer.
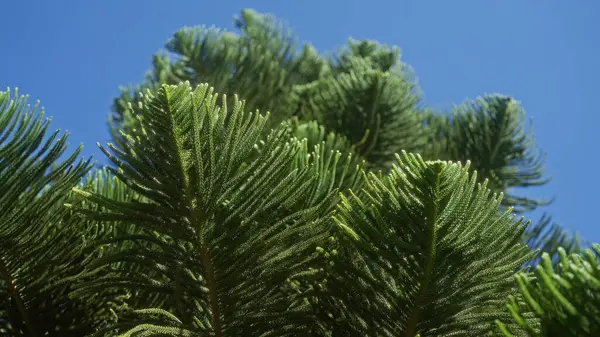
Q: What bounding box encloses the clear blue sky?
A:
[1,1,598,242]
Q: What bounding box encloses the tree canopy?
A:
[1,8,592,337]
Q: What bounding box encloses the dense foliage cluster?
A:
[1,9,595,337]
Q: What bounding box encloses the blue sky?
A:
[1,1,598,242]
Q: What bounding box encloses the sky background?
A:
[1,1,598,242]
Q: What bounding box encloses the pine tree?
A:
[1,8,595,337]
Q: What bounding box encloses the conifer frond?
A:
[292,54,425,170]
[497,245,600,337]
[67,167,154,320]
[330,39,405,74]
[433,94,551,213]
[112,9,324,142]
[283,117,354,158]
[326,151,534,336]
[72,82,352,336]
[0,88,108,336]
[282,117,365,190]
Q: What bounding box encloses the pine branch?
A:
[429,94,551,213]
[111,9,325,145]
[0,88,113,336]
[323,151,535,336]
[71,82,358,336]
[292,52,426,170]
[497,245,600,337]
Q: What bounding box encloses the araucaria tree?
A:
[1,8,596,337]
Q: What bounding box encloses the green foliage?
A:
[114,9,553,216]
[422,95,566,273]
[322,152,533,336]
[496,245,600,337]
[0,8,592,337]
[69,82,364,336]
[292,40,426,169]
[425,95,550,213]
[0,89,110,336]
[111,9,324,140]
